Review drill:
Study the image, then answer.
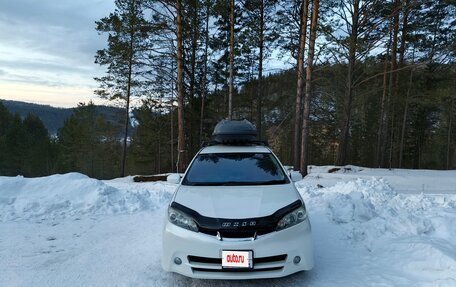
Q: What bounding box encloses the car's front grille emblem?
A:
[221,220,256,228]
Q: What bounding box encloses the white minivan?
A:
[162,120,313,279]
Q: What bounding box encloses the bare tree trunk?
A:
[176,0,185,173]
[337,0,359,166]
[228,0,235,120]
[121,75,131,177]
[418,141,421,169]
[224,54,228,115]
[388,107,394,169]
[200,2,210,144]
[170,60,174,172]
[293,0,309,171]
[199,92,205,142]
[398,70,412,168]
[389,0,400,167]
[376,39,390,167]
[121,12,135,177]
[249,83,254,121]
[158,127,161,173]
[300,0,319,176]
[447,105,453,170]
[399,48,414,168]
[257,0,264,139]
[381,13,399,169]
[398,0,409,67]
[188,0,198,154]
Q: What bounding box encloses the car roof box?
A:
[212,119,258,144]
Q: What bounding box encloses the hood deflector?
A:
[170,199,303,237]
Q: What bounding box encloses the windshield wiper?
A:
[244,179,288,185]
[185,180,287,186]
[192,181,244,186]
[184,182,222,186]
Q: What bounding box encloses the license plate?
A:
[222,250,253,268]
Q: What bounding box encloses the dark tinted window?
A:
[182,153,289,186]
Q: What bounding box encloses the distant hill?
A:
[1,99,127,136]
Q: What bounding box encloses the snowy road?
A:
[1,168,455,286]
[0,211,364,287]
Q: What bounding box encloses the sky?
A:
[0,0,293,109]
[0,0,115,108]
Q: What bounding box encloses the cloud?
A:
[0,0,112,61]
[0,72,71,88]
[0,59,92,75]
[0,0,115,107]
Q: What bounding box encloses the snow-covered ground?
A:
[1,167,455,286]
[306,165,456,194]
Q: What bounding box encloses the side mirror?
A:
[289,171,303,182]
[283,165,294,172]
[167,173,181,184]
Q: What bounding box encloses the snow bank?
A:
[305,165,456,194]
[0,173,175,221]
[298,178,456,244]
[297,178,456,283]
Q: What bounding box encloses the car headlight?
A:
[276,206,307,231]
[168,207,198,232]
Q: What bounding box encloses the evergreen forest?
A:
[0,0,454,179]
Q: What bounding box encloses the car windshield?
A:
[182,152,289,186]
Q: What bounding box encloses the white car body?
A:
[162,145,313,279]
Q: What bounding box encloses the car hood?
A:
[173,184,300,219]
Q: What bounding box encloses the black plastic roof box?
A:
[212,119,258,144]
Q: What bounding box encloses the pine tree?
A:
[22,114,51,176]
[243,0,280,139]
[300,0,320,175]
[294,0,309,170]
[58,102,120,178]
[176,0,186,173]
[95,0,151,177]
[0,103,13,174]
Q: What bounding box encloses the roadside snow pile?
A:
[298,178,456,246]
[305,165,456,194]
[297,178,456,284]
[0,173,175,221]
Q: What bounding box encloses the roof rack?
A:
[201,140,268,148]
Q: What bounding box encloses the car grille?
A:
[187,254,287,273]
[198,228,260,238]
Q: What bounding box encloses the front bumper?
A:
[161,217,313,279]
